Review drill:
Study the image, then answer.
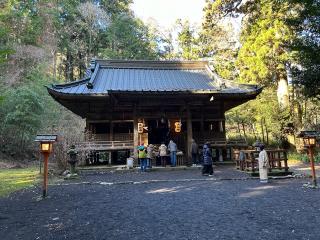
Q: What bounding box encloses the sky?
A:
[130,0,206,29]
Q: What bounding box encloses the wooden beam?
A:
[186,105,193,166]
[200,107,204,141]
[133,105,139,158]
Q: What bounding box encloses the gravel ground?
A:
[78,165,250,183]
[1,167,320,240]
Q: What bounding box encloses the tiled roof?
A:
[35,135,57,142]
[48,60,261,96]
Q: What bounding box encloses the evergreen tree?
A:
[287,0,320,99]
[200,0,240,79]
[176,19,199,60]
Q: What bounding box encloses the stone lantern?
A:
[67,145,78,175]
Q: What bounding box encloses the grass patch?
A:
[0,167,40,197]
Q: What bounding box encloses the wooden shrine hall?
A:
[47,60,262,165]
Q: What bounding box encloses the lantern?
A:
[299,131,318,148]
[35,134,57,198]
[174,121,182,133]
[297,130,319,187]
[138,122,144,134]
[40,142,53,153]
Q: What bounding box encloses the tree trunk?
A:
[241,121,247,141]
[277,75,289,109]
[304,100,307,122]
[252,123,257,140]
[260,119,265,143]
[237,121,242,137]
[89,30,92,59]
[66,51,74,81]
[264,118,269,145]
[52,50,57,79]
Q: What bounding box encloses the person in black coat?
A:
[202,143,213,176]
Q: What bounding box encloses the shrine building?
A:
[47,60,262,165]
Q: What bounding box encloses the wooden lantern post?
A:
[35,135,57,198]
[298,131,319,187]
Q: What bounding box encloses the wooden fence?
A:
[233,149,289,173]
[77,140,134,151]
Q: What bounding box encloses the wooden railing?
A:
[77,140,134,151]
[233,149,289,173]
[86,133,133,141]
[199,138,248,146]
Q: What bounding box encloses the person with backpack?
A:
[159,142,167,167]
[137,143,147,172]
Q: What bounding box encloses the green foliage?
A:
[1,86,44,153]
[200,1,239,79]
[236,1,293,85]
[0,0,162,160]
[54,0,159,81]
[176,19,199,60]
[287,0,320,99]
[0,64,56,155]
[201,0,320,144]
[305,153,320,163]
[226,88,293,146]
[99,14,158,60]
[0,2,13,63]
[0,0,44,45]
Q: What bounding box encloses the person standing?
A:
[202,143,213,176]
[239,150,245,171]
[137,143,147,172]
[146,144,154,168]
[159,142,167,167]
[168,140,177,167]
[191,139,198,167]
[258,144,269,183]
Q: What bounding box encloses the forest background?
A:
[0,0,319,165]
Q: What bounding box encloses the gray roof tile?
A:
[48,60,261,95]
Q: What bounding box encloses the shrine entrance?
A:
[148,119,170,145]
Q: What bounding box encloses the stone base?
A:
[64,173,79,180]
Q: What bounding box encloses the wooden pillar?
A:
[200,107,204,143]
[133,106,139,158]
[42,152,49,198]
[109,121,114,141]
[108,152,112,165]
[186,105,193,166]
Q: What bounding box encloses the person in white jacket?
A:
[258,144,269,183]
[159,143,167,167]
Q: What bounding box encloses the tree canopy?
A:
[0,0,319,158]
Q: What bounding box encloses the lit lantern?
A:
[297,130,319,187]
[138,122,144,134]
[303,136,316,147]
[174,121,182,133]
[40,142,53,153]
[299,131,317,148]
[35,134,57,198]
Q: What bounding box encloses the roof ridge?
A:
[95,59,209,69]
